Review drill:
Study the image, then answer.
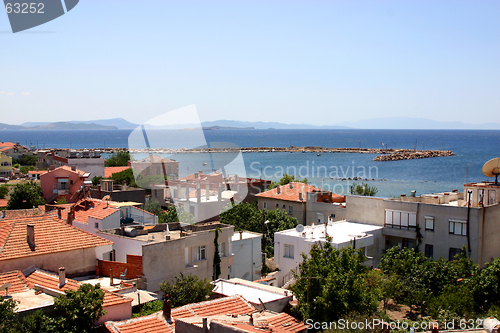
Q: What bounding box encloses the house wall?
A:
[306,201,346,226]
[68,158,105,180]
[96,303,132,326]
[257,198,306,225]
[0,154,13,177]
[97,254,143,279]
[129,206,157,224]
[40,168,84,201]
[96,232,146,263]
[0,245,112,277]
[481,203,500,265]
[142,225,234,292]
[91,188,146,204]
[230,232,262,281]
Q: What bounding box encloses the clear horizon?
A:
[1,1,499,126]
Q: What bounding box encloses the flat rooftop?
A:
[212,279,291,304]
[276,221,382,245]
[232,231,262,241]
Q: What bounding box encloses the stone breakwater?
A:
[372,150,455,161]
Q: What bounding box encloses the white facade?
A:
[230,231,262,281]
[274,221,383,287]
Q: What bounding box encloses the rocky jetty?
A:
[373,150,455,161]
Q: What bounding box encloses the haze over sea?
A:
[2,129,499,198]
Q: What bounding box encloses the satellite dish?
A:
[482,158,500,184]
[296,224,304,233]
[0,282,12,291]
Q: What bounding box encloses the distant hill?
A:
[200,120,350,130]
[0,123,25,130]
[32,122,117,130]
[22,118,137,130]
[337,117,500,130]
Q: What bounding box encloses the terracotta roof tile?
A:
[104,167,130,178]
[256,182,325,202]
[0,270,30,296]
[28,170,47,175]
[0,199,7,207]
[266,312,307,332]
[26,270,131,308]
[70,199,120,224]
[172,295,256,318]
[105,312,174,333]
[0,215,113,262]
[41,165,87,177]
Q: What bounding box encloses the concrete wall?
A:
[230,232,262,281]
[96,302,132,326]
[306,201,346,226]
[68,158,105,180]
[481,203,500,265]
[142,225,235,292]
[257,198,305,225]
[0,245,112,277]
[91,188,146,204]
[97,232,146,263]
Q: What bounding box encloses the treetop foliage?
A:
[159,273,213,308]
[105,151,130,167]
[7,181,45,209]
[268,173,308,190]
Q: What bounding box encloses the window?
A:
[449,220,467,236]
[263,202,269,209]
[94,222,99,229]
[385,210,416,230]
[284,244,294,259]
[195,246,206,261]
[288,206,293,215]
[282,204,286,210]
[425,216,434,231]
[402,238,414,249]
[449,247,462,261]
[488,190,496,206]
[276,204,279,208]
[219,242,226,257]
[425,244,433,258]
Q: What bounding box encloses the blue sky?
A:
[1,0,499,126]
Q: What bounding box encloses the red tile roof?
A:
[0,270,30,296]
[25,269,132,308]
[0,199,7,208]
[0,215,113,262]
[28,170,47,175]
[105,167,130,178]
[256,182,324,202]
[71,199,120,223]
[105,313,174,333]
[172,295,255,318]
[42,165,87,177]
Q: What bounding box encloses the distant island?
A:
[0,122,117,131]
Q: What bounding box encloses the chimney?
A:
[249,313,254,326]
[57,208,62,219]
[194,172,199,179]
[110,268,114,286]
[203,318,208,333]
[163,294,172,322]
[290,182,293,189]
[277,186,281,194]
[59,267,66,288]
[299,192,303,201]
[239,230,243,240]
[71,165,76,171]
[27,224,35,250]
[98,184,101,199]
[67,207,74,226]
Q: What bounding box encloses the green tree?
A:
[110,168,137,187]
[0,185,9,199]
[351,182,378,196]
[21,310,58,333]
[291,240,379,324]
[471,256,500,311]
[0,297,20,333]
[105,151,130,167]
[213,227,222,280]
[268,173,308,190]
[15,155,37,166]
[219,200,298,257]
[159,273,213,308]
[52,283,106,333]
[157,205,195,224]
[7,181,45,209]
[144,198,162,215]
[91,176,103,186]
[427,285,476,319]
[132,300,163,318]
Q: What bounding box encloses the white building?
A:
[230,231,262,281]
[274,221,383,287]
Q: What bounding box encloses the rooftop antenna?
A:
[482,157,500,185]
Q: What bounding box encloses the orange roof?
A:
[0,199,7,207]
[0,142,16,148]
[105,313,174,333]
[105,166,130,178]
[28,170,47,175]
[0,215,113,262]
[71,199,120,223]
[256,182,323,202]
[172,295,256,318]
[25,269,131,308]
[0,270,30,296]
[42,165,87,177]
